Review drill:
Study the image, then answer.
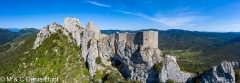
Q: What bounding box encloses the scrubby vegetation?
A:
[153,62,163,73]
[94,70,106,82]
[0,30,91,82]
[162,52,166,57]
[76,24,83,29]
[103,72,121,83]
[235,69,240,83]
[96,56,102,64]
[164,50,211,73]
[166,79,175,83]
[87,39,92,49]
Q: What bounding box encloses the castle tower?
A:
[137,31,158,48]
[115,31,158,48]
[115,32,127,43]
[87,22,94,28]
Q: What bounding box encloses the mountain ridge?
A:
[0,17,240,83]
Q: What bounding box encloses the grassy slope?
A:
[0,30,91,82]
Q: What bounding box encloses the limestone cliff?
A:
[200,61,237,83]
[63,17,82,46]
[33,22,62,49]
[32,17,197,83]
[114,41,163,83]
[159,55,193,82]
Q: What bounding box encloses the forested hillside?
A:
[0,28,38,45]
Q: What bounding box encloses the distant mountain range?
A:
[7,28,21,32]
[0,28,38,45]
[101,29,240,35]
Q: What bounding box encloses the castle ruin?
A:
[115,31,158,48]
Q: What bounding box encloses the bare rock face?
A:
[97,34,115,66]
[231,61,240,69]
[80,22,105,77]
[33,22,62,49]
[86,38,105,76]
[114,41,163,83]
[33,17,195,83]
[81,22,101,61]
[159,55,193,82]
[200,61,236,83]
[63,17,82,46]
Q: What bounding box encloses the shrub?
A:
[122,79,142,83]
[96,56,102,64]
[107,59,110,62]
[83,68,89,75]
[87,39,91,49]
[95,70,106,81]
[68,33,72,36]
[166,79,174,83]
[162,52,166,57]
[80,32,83,38]
[191,75,202,83]
[235,69,240,82]
[76,24,80,29]
[153,62,163,73]
[102,72,121,83]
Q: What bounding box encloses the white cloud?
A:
[86,1,110,7]
[116,10,206,27]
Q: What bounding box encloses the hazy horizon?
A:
[4,27,240,33]
[1,0,240,32]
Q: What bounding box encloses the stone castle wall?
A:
[115,31,158,48]
[115,33,127,43]
[145,31,158,48]
[126,33,136,44]
[135,32,143,45]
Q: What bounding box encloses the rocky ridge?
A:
[33,22,62,49]
[115,41,162,82]
[32,17,239,83]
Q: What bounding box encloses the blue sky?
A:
[0,0,240,32]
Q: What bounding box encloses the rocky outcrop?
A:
[81,22,101,61]
[33,22,62,49]
[79,22,102,77]
[33,17,195,83]
[63,17,82,46]
[86,38,104,76]
[200,61,236,83]
[114,41,163,83]
[159,55,193,82]
[97,34,115,66]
